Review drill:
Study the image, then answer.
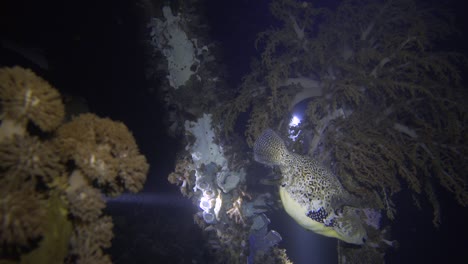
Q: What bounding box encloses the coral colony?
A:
[0,67,149,263]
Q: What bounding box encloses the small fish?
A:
[253,129,367,245]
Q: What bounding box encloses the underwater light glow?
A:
[199,196,213,211]
[105,192,191,208]
[289,115,301,127]
[288,114,302,141]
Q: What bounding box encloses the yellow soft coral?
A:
[0,188,47,247]
[56,113,149,196]
[0,66,150,263]
[69,215,114,264]
[67,185,106,222]
[0,66,64,142]
[0,134,64,189]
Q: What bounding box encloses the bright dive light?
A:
[289,115,301,127]
[199,196,212,211]
[288,114,302,141]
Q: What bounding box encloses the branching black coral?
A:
[301,0,468,225]
[223,0,467,229]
